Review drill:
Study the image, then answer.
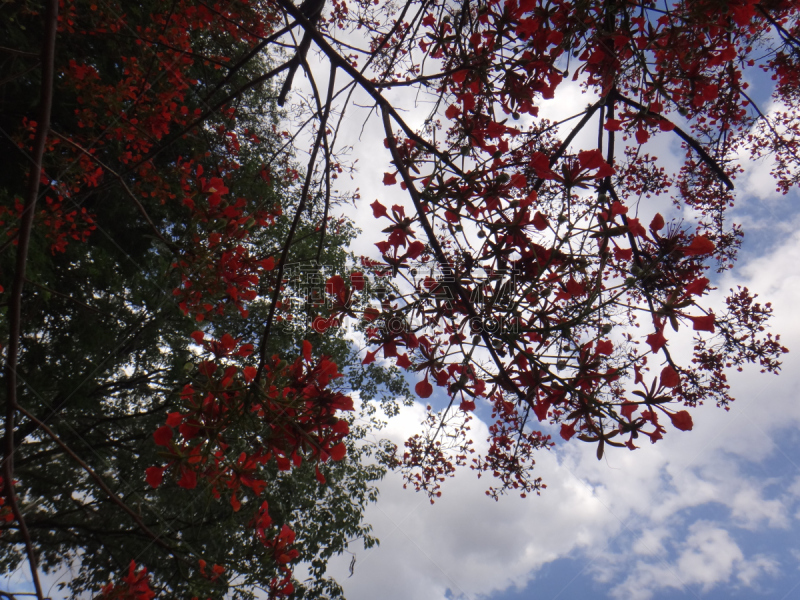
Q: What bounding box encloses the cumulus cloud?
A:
[327,207,800,600]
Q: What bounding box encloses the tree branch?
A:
[15,406,186,562]
[3,3,58,598]
[612,91,734,190]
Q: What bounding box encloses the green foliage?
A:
[0,1,411,597]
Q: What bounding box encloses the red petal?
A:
[649,213,665,231]
[578,149,605,170]
[177,467,197,489]
[660,366,681,388]
[684,277,709,296]
[689,314,715,333]
[669,410,693,431]
[165,412,183,427]
[621,402,637,420]
[596,340,613,355]
[627,217,647,238]
[145,466,164,488]
[243,366,257,382]
[383,172,397,186]
[560,422,576,440]
[405,240,425,259]
[370,200,388,219]
[646,330,667,353]
[415,379,433,398]
[610,201,628,215]
[329,443,347,461]
[532,211,548,231]
[533,398,550,421]
[681,235,715,256]
[396,353,412,370]
[153,426,173,447]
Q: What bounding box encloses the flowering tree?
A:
[280,0,793,499]
[1,0,797,597]
[0,1,407,598]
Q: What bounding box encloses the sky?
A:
[317,171,800,600]
[307,70,800,600]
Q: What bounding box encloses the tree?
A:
[0,1,407,598]
[269,0,794,498]
[1,0,797,596]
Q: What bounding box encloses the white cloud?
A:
[328,202,800,600]
[607,522,779,600]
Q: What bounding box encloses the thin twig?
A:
[612,91,734,190]
[15,406,186,561]
[255,64,337,381]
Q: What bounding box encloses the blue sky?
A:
[320,214,800,599]
[310,69,800,599]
